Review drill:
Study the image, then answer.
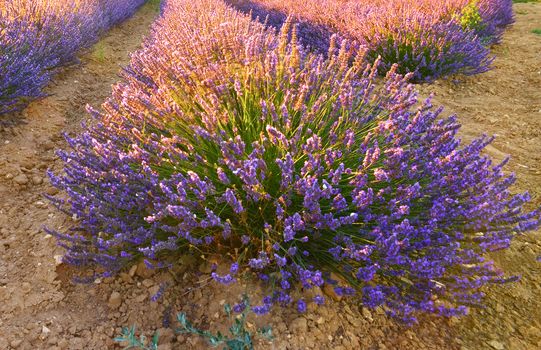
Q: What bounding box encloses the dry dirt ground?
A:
[0,2,540,350]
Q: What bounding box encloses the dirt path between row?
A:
[0,2,540,350]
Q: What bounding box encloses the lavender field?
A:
[1,0,540,349]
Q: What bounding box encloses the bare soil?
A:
[0,3,540,350]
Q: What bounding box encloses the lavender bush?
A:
[49,0,539,323]
[477,0,514,42]
[228,0,513,81]
[100,0,151,27]
[0,0,146,116]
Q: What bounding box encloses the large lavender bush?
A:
[0,0,146,116]
[49,0,539,322]
[228,0,513,81]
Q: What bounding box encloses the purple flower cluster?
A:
[227,0,513,82]
[0,0,146,116]
[49,0,539,322]
[100,0,150,27]
[476,0,514,43]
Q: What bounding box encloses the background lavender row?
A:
[49,0,539,323]
[226,0,514,82]
[0,0,147,116]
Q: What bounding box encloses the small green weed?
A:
[147,0,162,12]
[115,326,159,350]
[457,1,485,33]
[91,42,107,63]
[115,296,273,350]
[532,29,541,35]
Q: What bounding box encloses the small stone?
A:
[68,326,77,335]
[142,279,154,288]
[53,255,63,266]
[289,317,308,333]
[135,293,147,303]
[448,316,460,326]
[108,291,122,309]
[13,174,29,185]
[45,187,59,196]
[35,201,47,208]
[316,317,325,325]
[32,176,43,185]
[69,337,84,350]
[119,273,133,284]
[47,336,58,345]
[495,304,505,313]
[5,173,14,180]
[488,340,505,350]
[10,339,23,348]
[361,307,373,322]
[128,264,138,277]
[525,326,541,340]
[57,339,69,350]
[42,141,55,151]
[42,325,51,335]
[149,285,161,299]
[136,261,154,278]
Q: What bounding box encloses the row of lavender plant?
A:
[0,0,147,116]
[227,0,513,82]
[48,0,539,323]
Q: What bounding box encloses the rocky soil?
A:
[0,2,540,350]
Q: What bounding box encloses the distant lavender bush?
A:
[228,0,513,81]
[0,0,146,116]
[49,0,539,323]
[477,0,514,42]
[101,0,150,27]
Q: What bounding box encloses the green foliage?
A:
[458,0,486,33]
[114,296,272,350]
[91,42,107,63]
[114,326,159,350]
[147,0,162,12]
[532,28,541,35]
[177,295,273,350]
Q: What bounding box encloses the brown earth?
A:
[0,2,540,350]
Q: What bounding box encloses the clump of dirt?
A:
[0,3,540,350]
